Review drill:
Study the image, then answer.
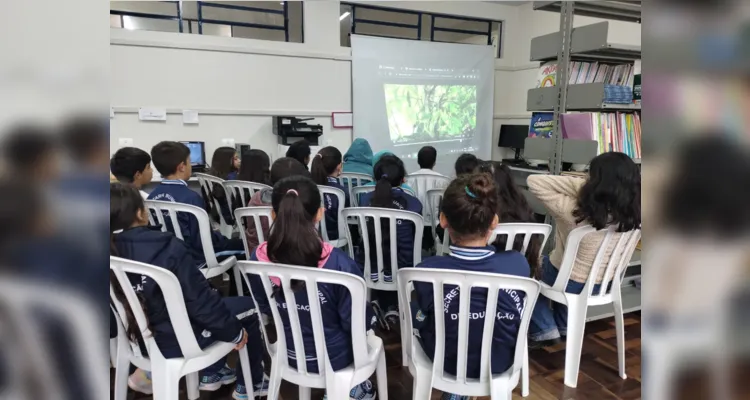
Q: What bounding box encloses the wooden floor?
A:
[112,313,643,400]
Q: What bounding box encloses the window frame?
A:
[109,1,303,43]
[341,2,503,57]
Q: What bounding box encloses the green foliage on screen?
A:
[384,84,477,143]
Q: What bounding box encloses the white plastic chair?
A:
[223,180,273,211]
[195,173,234,238]
[110,256,253,400]
[0,278,107,400]
[233,206,275,325]
[237,261,388,400]
[318,185,349,248]
[338,172,373,200]
[425,188,446,255]
[406,173,451,218]
[541,225,641,388]
[398,268,541,400]
[351,185,417,207]
[341,207,424,367]
[145,200,239,289]
[440,222,553,259]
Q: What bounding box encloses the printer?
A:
[272,116,323,146]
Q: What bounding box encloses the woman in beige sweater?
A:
[526,152,640,348]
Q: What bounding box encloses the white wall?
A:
[110,1,641,164]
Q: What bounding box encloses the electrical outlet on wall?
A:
[118,138,133,147]
[222,138,235,147]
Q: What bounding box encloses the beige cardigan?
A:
[527,174,622,284]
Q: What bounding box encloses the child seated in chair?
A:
[249,175,377,399]
[110,183,267,399]
[412,173,530,400]
[147,141,244,265]
[358,154,422,329]
[311,146,350,242]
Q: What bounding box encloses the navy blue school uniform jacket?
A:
[148,179,233,263]
[412,245,530,378]
[251,242,376,372]
[112,226,243,354]
[358,188,423,281]
[322,177,351,240]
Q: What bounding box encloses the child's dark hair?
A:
[60,115,107,163]
[285,140,312,168]
[2,124,56,171]
[455,153,479,176]
[209,147,237,180]
[311,146,342,185]
[268,176,322,291]
[110,182,149,341]
[441,173,498,242]
[418,146,437,169]
[477,161,541,272]
[238,149,271,185]
[150,141,190,176]
[110,147,152,183]
[270,157,310,185]
[574,152,641,232]
[371,154,407,209]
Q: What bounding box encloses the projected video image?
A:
[384,84,477,145]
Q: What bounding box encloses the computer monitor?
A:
[498,125,529,161]
[179,141,206,168]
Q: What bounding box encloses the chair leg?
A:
[185,372,200,400]
[490,377,512,400]
[522,345,530,397]
[113,349,130,400]
[238,346,254,399]
[411,365,433,400]
[233,266,244,298]
[376,349,389,400]
[151,364,182,400]
[612,296,627,380]
[326,371,355,400]
[110,338,117,368]
[298,386,311,400]
[400,312,409,368]
[563,301,588,388]
[267,360,284,400]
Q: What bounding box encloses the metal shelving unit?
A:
[524,3,642,174]
[533,1,642,23]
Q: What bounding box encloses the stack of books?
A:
[536,61,636,87]
[560,112,641,159]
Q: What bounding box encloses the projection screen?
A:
[351,35,495,176]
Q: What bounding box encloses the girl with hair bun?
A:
[411,173,531,400]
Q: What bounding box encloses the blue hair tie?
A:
[465,186,478,199]
[382,173,389,178]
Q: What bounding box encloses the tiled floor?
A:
[111,313,644,399]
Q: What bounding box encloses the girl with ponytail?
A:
[411,174,531,400]
[310,146,350,241]
[110,182,268,398]
[249,175,377,399]
[359,154,423,328]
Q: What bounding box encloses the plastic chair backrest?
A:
[489,223,553,254]
[144,200,219,269]
[425,188,445,241]
[237,261,370,376]
[341,207,423,288]
[0,278,107,400]
[338,172,373,199]
[406,173,451,216]
[109,256,204,359]
[223,180,272,211]
[398,268,540,385]
[351,185,417,207]
[195,173,231,223]
[317,185,347,243]
[555,225,642,297]
[234,206,274,253]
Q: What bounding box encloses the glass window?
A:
[110,1,303,43]
[339,3,502,58]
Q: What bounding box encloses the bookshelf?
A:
[523,3,642,173]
